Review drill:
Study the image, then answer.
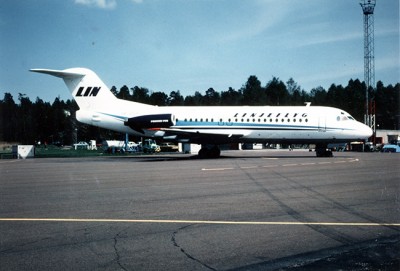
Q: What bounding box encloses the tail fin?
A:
[30,68,116,110]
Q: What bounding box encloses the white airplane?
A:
[31,67,373,158]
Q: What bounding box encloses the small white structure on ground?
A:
[12,145,35,159]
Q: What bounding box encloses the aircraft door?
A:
[318,115,326,132]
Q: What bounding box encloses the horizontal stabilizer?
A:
[30,69,85,79]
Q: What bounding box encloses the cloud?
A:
[297,31,363,48]
[74,0,117,9]
[74,0,143,9]
[215,1,288,43]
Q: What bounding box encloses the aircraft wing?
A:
[159,128,248,144]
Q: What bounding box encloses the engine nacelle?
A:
[124,113,176,130]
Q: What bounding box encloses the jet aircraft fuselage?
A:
[31,68,373,157]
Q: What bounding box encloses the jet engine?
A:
[124,113,176,131]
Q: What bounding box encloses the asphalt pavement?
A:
[0,150,399,270]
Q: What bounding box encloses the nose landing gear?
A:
[315,144,333,157]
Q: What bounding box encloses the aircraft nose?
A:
[361,123,373,138]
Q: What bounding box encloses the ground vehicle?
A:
[102,140,138,153]
[160,142,179,152]
[139,139,160,153]
[73,141,89,150]
[382,144,400,153]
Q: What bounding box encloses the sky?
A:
[1,0,399,103]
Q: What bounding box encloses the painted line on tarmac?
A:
[0,218,399,227]
[201,167,234,171]
[202,158,359,171]
[240,166,258,169]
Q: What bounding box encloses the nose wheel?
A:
[315,144,333,157]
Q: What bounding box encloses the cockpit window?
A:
[337,116,349,121]
[338,112,355,121]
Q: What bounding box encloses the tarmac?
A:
[0,150,399,270]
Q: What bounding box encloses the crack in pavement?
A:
[113,228,128,271]
[171,224,217,271]
[229,235,400,271]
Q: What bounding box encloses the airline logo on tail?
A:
[76,86,101,97]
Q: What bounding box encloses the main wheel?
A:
[198,146,221,158]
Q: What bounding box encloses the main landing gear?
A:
[198,145,221,159]
[315,144,333,157]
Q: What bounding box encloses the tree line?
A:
[1,76,399,145]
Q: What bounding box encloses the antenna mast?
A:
[360,0,376,131]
